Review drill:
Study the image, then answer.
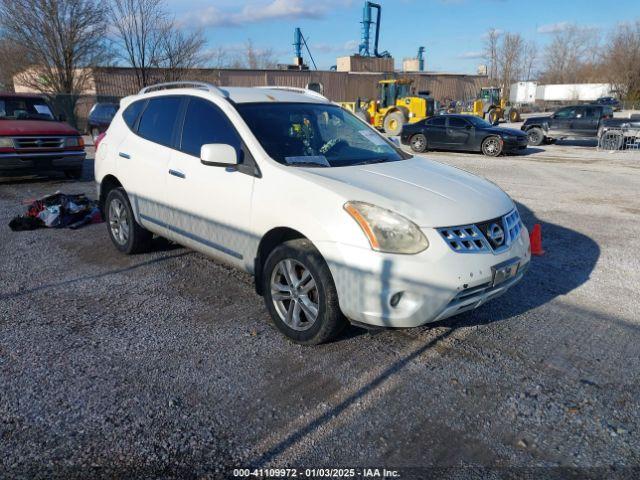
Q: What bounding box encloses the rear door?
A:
[574,106,600,137]
[445,116,473,149]
[116,96,184,227]
[165,96,256,268]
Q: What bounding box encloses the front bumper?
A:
[0,150,86,173]
[503,137,529,150]
[317,225,531,328]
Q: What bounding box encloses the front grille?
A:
[438,208,523,254]
[13,137,65,149]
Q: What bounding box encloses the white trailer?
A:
[535,83,613,102]
[509,82,538,104]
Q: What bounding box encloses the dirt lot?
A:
[1,140,639,479]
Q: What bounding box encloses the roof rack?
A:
[138,81,229,98]
[257,86,328,101]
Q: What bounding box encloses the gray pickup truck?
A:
[521,104,614,145]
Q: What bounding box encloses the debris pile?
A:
[9,192,102,231]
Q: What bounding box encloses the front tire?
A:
[383,111,405,136]
[105,188,152,254]
[410,133,428,153]
[262,239,346,345]
[527,127,545,146]
[481,136,503,156]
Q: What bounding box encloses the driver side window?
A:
[180,97,242,158]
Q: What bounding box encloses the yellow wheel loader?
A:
[340,79,436,135]
[461,87,521,124]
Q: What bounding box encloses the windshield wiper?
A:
[349,158,389,166]
[286,161,329,168]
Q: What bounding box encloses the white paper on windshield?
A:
[359,129,387,146]
[285,155,330,166]
[34,104,53,117]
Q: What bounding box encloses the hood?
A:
[0,119,79,136]
[486,126,527,137]
[295,157,515,227]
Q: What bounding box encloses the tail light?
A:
[95,132,106,152]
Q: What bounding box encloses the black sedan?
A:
[400,114,529,156]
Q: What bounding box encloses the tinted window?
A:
[448,117,468,128]
[554,107,577,119]
[430,116,446,126]
[180,98,241,157]
[122,100,145,130]
[585,106,599,118]
[0,96,54,120]
[137,97,182,146]
[91,104,117,122]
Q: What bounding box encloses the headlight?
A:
[344,201,429,254]
[64,136,84,148]
[502,134,515,141]
[0,137,14,148]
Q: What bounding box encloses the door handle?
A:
[169,169,186,179]
[119,152,130,159]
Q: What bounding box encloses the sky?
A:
[166,0,640,73]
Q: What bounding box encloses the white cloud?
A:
[457,51,485,59]
[537,21,570,34]
[183,0,327,28]
[310,40,358,53]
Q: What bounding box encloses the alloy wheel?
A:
[484,138,500,155]
[109,198,130,245]
[270,258,319,331]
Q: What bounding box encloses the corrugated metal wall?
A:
[93,67,487,103]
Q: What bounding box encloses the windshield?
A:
[466,116,493,128]
[0,96,55,121]
[236,103,405,167]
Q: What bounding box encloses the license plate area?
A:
[492,258,520,287]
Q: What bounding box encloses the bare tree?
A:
[157,26,207,82]
[110,0,167,89]
[520,40,538,81]
[110,0,208,87]
[603,20,640,101]
[0,0,109,124]
[497,32,524,99]
[243,39,278,69]
[483,28,500,83]
[0,33,30,91]
[541,25,600,83]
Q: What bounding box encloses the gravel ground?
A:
[1,141,639,479]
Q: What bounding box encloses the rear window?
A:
[91,104,117,121]
[137,97,183,146]
[430,116,446,126]
[122,100,145,130]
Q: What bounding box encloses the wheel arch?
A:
[254,227,310,295]
[98,174,123,212]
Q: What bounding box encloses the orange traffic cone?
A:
[530,223,545,256]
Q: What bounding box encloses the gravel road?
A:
[1,142,639,479]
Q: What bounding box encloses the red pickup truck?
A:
[0,92,86,178]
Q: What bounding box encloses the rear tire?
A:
[383,111,405,136]
[509,108,521,122]
[527,127,545,146]
[487,109,499,125]
[410,133,428,153]
[481,136,503,157]
[105,187,153,254]
[262,239,346,345]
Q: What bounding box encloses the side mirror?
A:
[200,144,238,167]
[58,113,67,122]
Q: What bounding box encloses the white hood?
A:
[295,157,515,227]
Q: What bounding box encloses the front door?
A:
[445,116,473,149]
[425,116,448,147]
[166,96,256,269]
[549,106,576,136]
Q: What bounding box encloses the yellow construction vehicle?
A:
[340,78,436,135]
[461,87,521,124]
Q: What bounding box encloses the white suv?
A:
[95,82,530,344]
